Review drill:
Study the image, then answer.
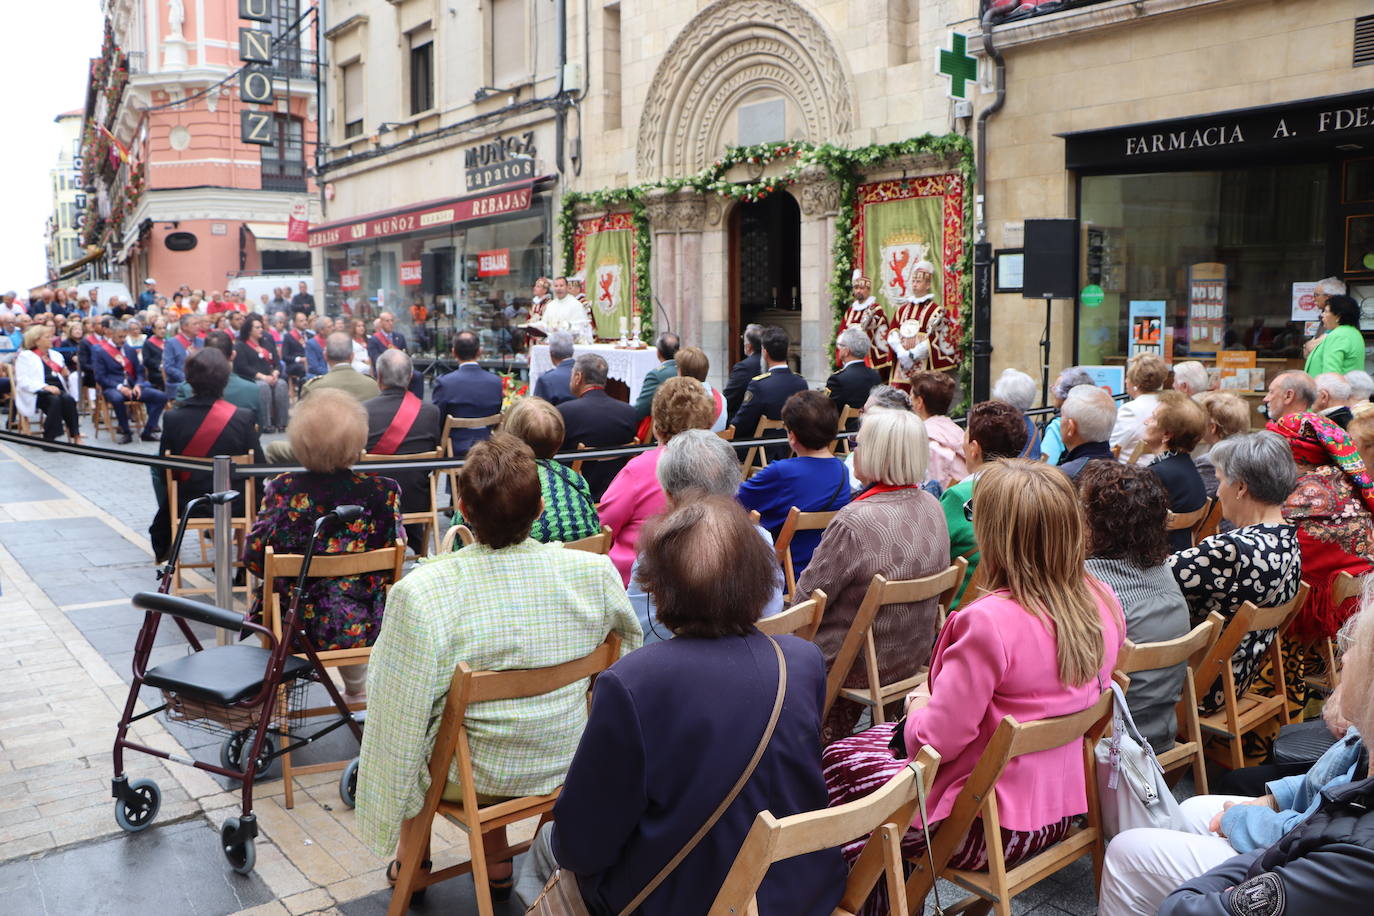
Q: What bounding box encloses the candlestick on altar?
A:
[632,315,642,343]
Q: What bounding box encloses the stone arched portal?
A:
[635,0,855,180]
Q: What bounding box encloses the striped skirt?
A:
[823,723,1074,915]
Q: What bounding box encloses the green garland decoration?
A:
[558,136,975,381]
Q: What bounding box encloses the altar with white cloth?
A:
[528,343,660,404]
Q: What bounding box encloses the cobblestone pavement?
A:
[0,412,1103,915]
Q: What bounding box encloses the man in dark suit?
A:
[432,330,503,458]
[366,350,442,552]
[824,326,881,430]
[533,331,576,405]
[290,281,316,317]
[723,322,763,421]
[558,352,639,499]
[150,347,262,561]
[367,311,425,396]
[634,332,680,419]
[304,315,331,378]
[280,311,312,395]
[93,322,168,443]
[729,326,808,461]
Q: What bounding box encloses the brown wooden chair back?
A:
[756,589,827,641]
[1196,583,1310,770]
[707,747,940,916]
[903,691,1116,914]
[360,448,444,555]
[562,525,613,554]
[1192,498,1224,543]
[262,540,407,808]
[825,564,968,725]
[569,441,637,476]
[1166,498,1212,546]
[717,425,736,442]
[833,405,861,455]
[388,635,623,916]
[1115,612,1224,793]
[741,416,788,478]
[441,523,475,553]
[163,453,258,598]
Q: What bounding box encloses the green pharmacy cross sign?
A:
[938,32,978,100]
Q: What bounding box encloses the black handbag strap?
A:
[616,636,788,915]
[824,462,850,510]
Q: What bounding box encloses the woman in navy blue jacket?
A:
[541,496,844,915]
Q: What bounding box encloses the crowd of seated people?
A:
[21,300,1374,916]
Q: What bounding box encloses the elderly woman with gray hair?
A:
[628,429,783,643]
[1042,365,1097,465]
[1167,432,1303,715]
[992,367,1043,460]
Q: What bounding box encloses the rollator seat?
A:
[145,645,314,706]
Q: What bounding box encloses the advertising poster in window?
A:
[1187,262,1227,355]
[1079,365,1125,396]
[1128,300,1167,358]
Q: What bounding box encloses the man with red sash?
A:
[92,323,168,444]
[366,310,424,396]
[149,348,261,561]
[364,350,440,552]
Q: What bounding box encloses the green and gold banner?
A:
[577,214,637,340]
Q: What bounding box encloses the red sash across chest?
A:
[99,339,134,378]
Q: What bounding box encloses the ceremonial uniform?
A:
[823,359,881,426]
[729,364,809,461]
[840,296,891,371]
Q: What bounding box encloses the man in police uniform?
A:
[729,325,807,460]
[824,326,880,430]
[723,323,764,420]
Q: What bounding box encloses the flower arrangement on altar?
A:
[499,372,529,411]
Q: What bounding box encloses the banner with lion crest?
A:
[851,173,967,371]
[574,213,637,340]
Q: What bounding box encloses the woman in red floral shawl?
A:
[1268,410,1374,711]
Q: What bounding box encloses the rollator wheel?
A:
[339,757,359,809]
[220,817,257,874]
[220,730,277,777]
[114,778,161,832]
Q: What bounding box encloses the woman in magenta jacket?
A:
[823,459,1125,913]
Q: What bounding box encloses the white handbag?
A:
[1094,681,1183,839]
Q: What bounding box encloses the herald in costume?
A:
[839,270,890,371]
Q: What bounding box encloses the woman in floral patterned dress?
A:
[243,389,405,701]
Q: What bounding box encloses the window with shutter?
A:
[342,63,364,138]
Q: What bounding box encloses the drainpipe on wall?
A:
[554,0,568,177]
[971,7,1006,403]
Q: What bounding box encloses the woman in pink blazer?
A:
[823,459,1125,914]
[599,377,715,584]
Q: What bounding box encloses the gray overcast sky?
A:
[0,0,103,291]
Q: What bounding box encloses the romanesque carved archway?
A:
[636,0,854,180]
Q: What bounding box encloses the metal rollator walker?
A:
[111,493,367,873]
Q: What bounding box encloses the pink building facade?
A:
[75,0,320,295]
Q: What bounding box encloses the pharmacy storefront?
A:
[1065,91,1374,383]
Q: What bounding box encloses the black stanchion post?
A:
[212,455,234,642]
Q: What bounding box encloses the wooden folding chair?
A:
[1166,499,1212,548]
[441,413,502,503]
[904,690,1116,916]
[562,524,613,554]
[441,523,475,553]
[1115,612,1224,794]
[756,589,827,641]
[741,416,787,478]
[1196,583,1310,771]
[263,542,406,809]
[833,405,861,455]
[164,454,257,597]
[774,507,841,603]
[568,440,637,477]
[825,563,968,726]
[388,635,623,916]
[1192,498,1224,543]
[1126,441,1147,465]
[361,448,444,555]
[716,425,736,442]
[1308,571,1364,693]
[708,746,941,916]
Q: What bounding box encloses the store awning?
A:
[246,222,309,253]
[54,245,104,280]
[307,182,534,248]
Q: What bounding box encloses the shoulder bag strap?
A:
[616,636,788,915]
[825,462,850,510]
